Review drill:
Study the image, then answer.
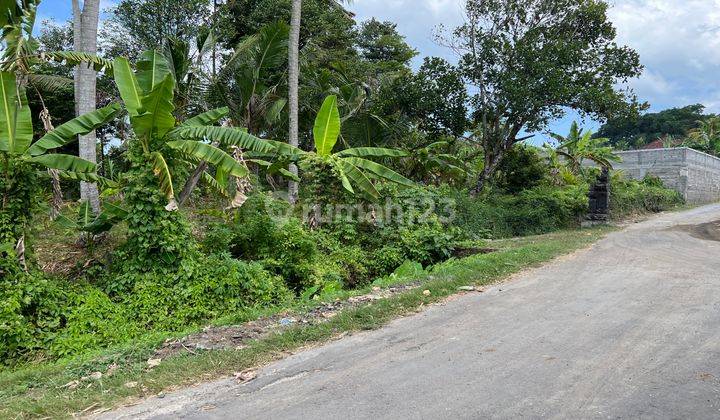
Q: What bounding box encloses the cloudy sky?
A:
[38,0,720,138]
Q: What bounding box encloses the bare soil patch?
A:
[671,219,720,242]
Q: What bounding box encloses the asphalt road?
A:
[104,204,720,420]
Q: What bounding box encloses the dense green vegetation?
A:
[1,0,683,389]
[597,104,720,155]
[0,227,612,418]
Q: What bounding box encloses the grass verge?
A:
[1,226,614,419]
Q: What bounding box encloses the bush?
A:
[611,174,683,217]
[0,271,68,362]
[1,255,292,364]
[453,185,588,239]
[490,145,549,194]
[203,194,319,292]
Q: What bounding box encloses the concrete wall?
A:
[613,147,720,204]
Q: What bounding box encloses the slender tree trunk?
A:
[73,0,101,213]
[287,0,301,204]
[178,161,208,206]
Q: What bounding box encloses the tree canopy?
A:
[596,104,714,149]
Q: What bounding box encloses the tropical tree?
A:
[401,140,468,185]
[212,22,289,134]
[112,50,277,210]
[108,50,282,271]
[282,95,413,205]
[288,0,353,204]
[442,0,644,194]
[548,122,620,173]
[0,71,118,268]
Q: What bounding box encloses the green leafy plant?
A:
[55,201,128,254]
[287,95,414,202]
[548,122,621,173]
[0,71,118,265]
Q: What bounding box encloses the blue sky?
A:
[38,0,720,143]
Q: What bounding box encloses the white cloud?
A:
[350,0,720,114]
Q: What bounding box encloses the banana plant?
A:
[0,71,118,265]
[549,121,620,173]
[285,95,414,201]
[402,141,468,185]
[112,50,279,210]
[0,71,119,180]
[55,200,128,254]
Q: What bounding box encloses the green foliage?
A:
[451,0,644,191]
[549,121,620,171]
[294,95,412,202]
[104,0,212,59]
[611,174,683,216]
[0,270,68,362]
[378,57,468,137]
[490,145,549,194]
[355,18,417,73]
[597,104,712,149]
[0,157,41,248]
[453,185,589,239]
[1,256,291,363]
[0,71,114,266]
[106,153,198,294]
[202,194,319,292]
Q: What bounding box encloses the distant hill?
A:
[596,104,715,149]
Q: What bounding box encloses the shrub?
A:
[452,185,588,238]
[611,174,683,217]
[1,255,292,364]
[0,270,69,362]
[490,145,549,194]
[203,194,319,292]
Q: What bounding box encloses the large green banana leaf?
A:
[136,50,173,94]
[30,154,97,173]
[336,159,379,200]
[132,75,176,141]
[343,157,414,187]
[181,107,229,127]
[336,147,408,158]
[27,104,121,156]
[0,71,32,154]
[113,57,143,115]
[168,126,275,154]
[13,86,33,154]
[166,140,249,178]
[313,95,341,157]
[263,140,304,158]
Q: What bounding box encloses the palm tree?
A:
[72,0,102,212]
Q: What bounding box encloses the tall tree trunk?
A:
[72,0,101,213]
[287,0,301,205]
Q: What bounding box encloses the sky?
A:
[37,0,720,141]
